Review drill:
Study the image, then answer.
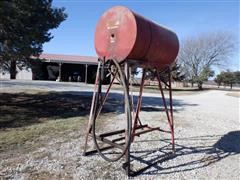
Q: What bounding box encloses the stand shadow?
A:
[101,91,198,114]
[129,131,240,176]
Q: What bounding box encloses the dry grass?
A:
[0,89,123,154]
[226,92,240,98]
[0,116,86,153]
[0,90,92,128]
[0,85,211,155]
[0,90,91,154]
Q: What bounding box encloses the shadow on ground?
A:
[0,91,92,128]
[0,91,197,128]
[128,131,240,176]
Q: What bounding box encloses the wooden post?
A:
[85,64,88,84]
[58,62,62,81]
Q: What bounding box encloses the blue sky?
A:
[43,0,239,71]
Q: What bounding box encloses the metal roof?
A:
[36,53,98,65]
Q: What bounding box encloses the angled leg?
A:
[124,62,131,176]
[83,61,101,156]
[168,68,175,153]
[156,68,175,153]
[132,68,146,141]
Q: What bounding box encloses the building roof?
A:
[36,53,98,65]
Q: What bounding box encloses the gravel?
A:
[0,80,239,179]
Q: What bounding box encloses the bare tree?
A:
[178,32,235,89]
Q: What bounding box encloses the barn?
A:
[32,53,101,84]
[0,53,111,84]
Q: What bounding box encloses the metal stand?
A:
[83,59,175,176]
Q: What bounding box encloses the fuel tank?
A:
[94,6,179,69]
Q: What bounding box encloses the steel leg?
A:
[168,68,175,153]
[124,62,131,175]
[132,69,146,141]
[83,61,101,155]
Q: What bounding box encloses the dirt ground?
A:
[0,80,239,179]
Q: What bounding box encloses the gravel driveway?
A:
[0,80,239,179]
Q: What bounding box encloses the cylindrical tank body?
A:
[94,6,179,69]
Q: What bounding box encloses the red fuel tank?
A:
[94,6,179,69]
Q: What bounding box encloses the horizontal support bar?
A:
[133,126,171,137]
[98,124,148,138]
[83,142,125,156]
[89,133,125,143]
[94,135,125,150]
[83,145,114,156]
[99,129,126,138]
[112,136,125,142]
[133,127,160,136]
[158,128,171,133]
[135,124,148,129]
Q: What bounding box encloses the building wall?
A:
[17,69,32,80]
[0,68,32,80]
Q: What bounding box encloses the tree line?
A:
[214,71,240,89]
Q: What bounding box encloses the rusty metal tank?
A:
[94,6,179,69]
